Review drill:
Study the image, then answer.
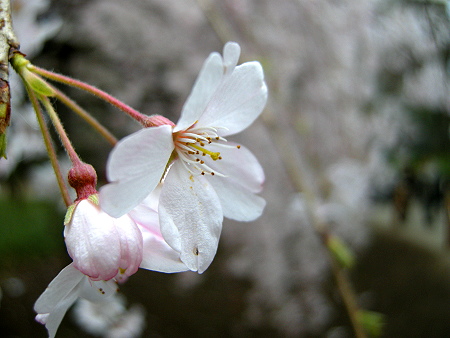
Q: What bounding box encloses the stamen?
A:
[177,136,197,143]
[191,144,221,160]
[174,124,229,177]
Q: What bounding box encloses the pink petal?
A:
[115,216,144,278]
[159,161,223,273]
[64,200,142,281]
[100,125,174,217]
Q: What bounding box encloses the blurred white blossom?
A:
[73,295,146,338]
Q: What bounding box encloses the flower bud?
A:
[68,162,98,201]
[64,199,143,281]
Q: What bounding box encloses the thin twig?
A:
[26,85,71,207]
[30,65,149,125]
[39,95,82,166]
[51,85,118,146]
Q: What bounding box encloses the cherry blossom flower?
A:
[72,295,146,337]
[36,190,187,337]
[100,42,267,273]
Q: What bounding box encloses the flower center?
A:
[174,124,230,176]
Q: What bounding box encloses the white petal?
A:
[175,52,224,132]
[34,263,84,314]
[159,161,223,273]
[198,143,265,221]
[34,264,84,338]
[129,189,189,273]
[100,176,156,219]
[139,224,190,273]
[78,278,118,303]
[208,175,266,221]
[204,143,265,193]
[39,291,79,338]
[100,125,174,217]
[223,42,240,75]
[196,61,268,136]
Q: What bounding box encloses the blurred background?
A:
[0,0,449,337]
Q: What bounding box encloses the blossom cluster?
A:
[24,42,267,337]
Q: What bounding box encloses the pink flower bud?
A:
[68,162,98,201]
[64,199,143,281]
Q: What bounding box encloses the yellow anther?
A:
[191,144,221,160]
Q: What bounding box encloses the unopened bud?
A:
[68,162,98,201]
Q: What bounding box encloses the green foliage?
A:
[387,107,450,177]
[357,310,385,337]
[0,198,64,263]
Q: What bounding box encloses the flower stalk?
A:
[51,85,118,145]
[29,65,149,125]
[39,95,81,166]
[26,85,71,206]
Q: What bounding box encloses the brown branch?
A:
[0,0,19,157]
